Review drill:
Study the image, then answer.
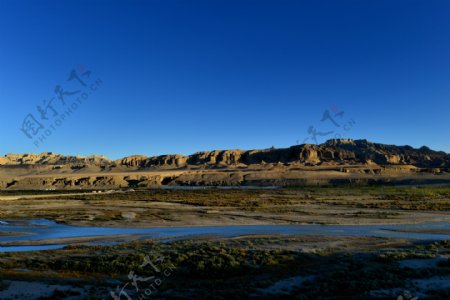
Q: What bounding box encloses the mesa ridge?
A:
[1,139,449,189]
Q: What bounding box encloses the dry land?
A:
[0,186,449,299]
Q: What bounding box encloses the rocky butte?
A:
[0,139,449,189]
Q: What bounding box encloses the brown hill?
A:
[2,139,448,169]
[0,139,449,189]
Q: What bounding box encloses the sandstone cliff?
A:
[1,139,449,189]
[1,139,449,169]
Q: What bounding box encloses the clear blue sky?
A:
[1,0,449,159]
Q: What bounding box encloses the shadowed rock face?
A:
[1,139,449,169]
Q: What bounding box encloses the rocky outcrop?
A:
[0,152,111,166]
[116,155,148,167]
[1,139,449,171]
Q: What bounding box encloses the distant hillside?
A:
[1,139,449,169]
[1,139,449,189]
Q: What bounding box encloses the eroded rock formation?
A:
[1,139,449,189]
[2,139,449,169]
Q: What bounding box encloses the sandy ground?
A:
[1,190,450,228]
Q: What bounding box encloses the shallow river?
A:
[1,219,449,252]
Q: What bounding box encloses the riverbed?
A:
[1,219,450,252]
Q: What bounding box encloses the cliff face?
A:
[0,153,111,166]
[113,139,450,169]
[319,139,449,167]
[1,139,449,169]
[0,139,449,190]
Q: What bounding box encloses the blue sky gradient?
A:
[1,0,449,159]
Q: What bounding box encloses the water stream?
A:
[1,219,449,252]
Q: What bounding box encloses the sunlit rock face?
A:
[1,139,449,169]
[0,139,449,189]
